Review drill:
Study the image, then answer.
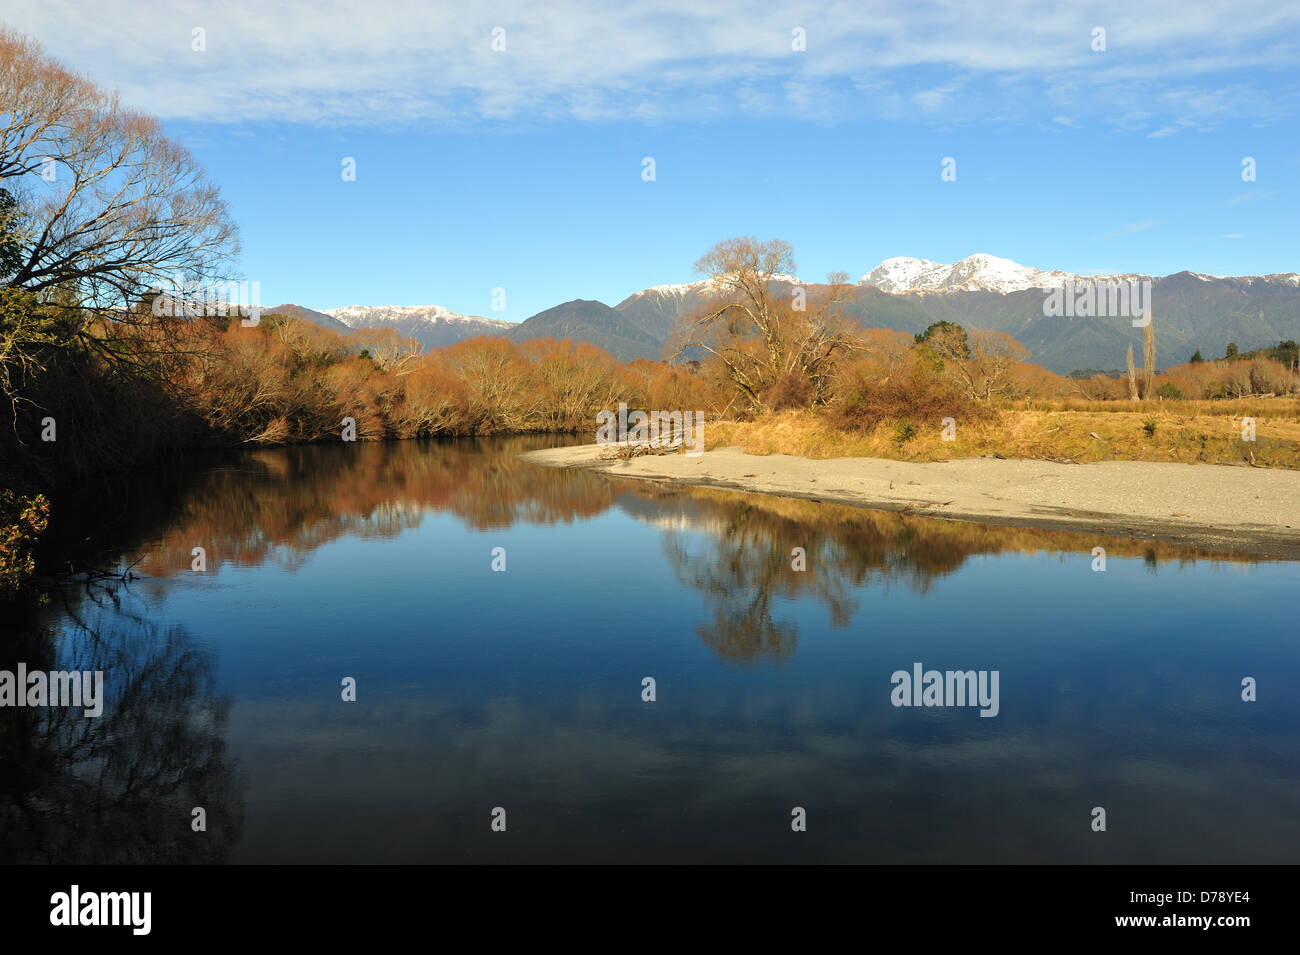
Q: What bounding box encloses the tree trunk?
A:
[1142,314,1156,399]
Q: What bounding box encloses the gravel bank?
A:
[521,444,1300,558]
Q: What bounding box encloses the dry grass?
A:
[1000,396,1300,420]
[705,402,1300,469]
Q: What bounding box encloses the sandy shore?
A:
[521,444,1300,558]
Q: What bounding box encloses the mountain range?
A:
[269,254,1300,374]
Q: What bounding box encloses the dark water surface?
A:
[4,435,1298,863]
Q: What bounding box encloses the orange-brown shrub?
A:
[825,348,990,432]
[763,370,817,410]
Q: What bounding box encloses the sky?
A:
[4,0,1298,320]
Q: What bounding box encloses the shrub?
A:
[0,489,49,596]
[763,369,816,411]
[893,420,918,444]
[1155,382,1184,400]
[1249,356,1292,395]
[1221,363,1253,398]
[826,349,989,432]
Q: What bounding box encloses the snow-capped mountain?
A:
[860,254,1144,294]
[627,280,714,299]
[615,273,803,339]
[621,272,802,305]
[320,304,512,350]
[323,304,511,330]
[1241,272,1300,288]
[616,259,1300,374]
[272,257,1300,374]
[637,272,802,295]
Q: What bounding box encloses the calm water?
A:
[4,435,1298,864]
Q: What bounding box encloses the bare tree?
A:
[349,326,422,375]
[670,236,856,414]
[0,27,238,337]
[916,323,1026,399]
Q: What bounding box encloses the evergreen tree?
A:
[915,321,971,359]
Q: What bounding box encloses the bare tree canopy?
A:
[916,322,1029,400]
[0,27,238,317]
[671,236,857,413]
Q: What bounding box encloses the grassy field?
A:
[704,399,1300,469]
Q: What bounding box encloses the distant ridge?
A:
[858,253,1298,294]
[320,303,511,350]
[279,256,1300,373]
[861,254,1145,294]
[506,299,664,361]
[264,303,349,331]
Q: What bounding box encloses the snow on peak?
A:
[633,279,714,297]
[858,257,944,292]
[1258,272,1300,287]
[861,254,1084,294]
[322,304,509,328]
[631,272,803,298]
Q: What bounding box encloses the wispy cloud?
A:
[3,1,1300,127]
[1223,190,1277,205]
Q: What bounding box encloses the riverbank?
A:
[520,444,1300,558]
[703,405,1300,469]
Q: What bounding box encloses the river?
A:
[3,435,1297,863]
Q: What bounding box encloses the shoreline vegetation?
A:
[3,27,1299,595]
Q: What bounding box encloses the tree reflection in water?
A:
[1,435,1276,862]
[644,484,1266,664]
[0,590,244,864]
[51,435,1267,671]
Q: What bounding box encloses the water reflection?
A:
[71,435,1274,664]
[6,435,1295,864]
[0,593,244,864]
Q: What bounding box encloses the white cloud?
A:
[3,0,1299,127]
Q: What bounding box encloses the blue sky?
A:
[5,1,1298,319]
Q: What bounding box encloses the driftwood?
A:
[597,440,685,461]
[31,555,144,585]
